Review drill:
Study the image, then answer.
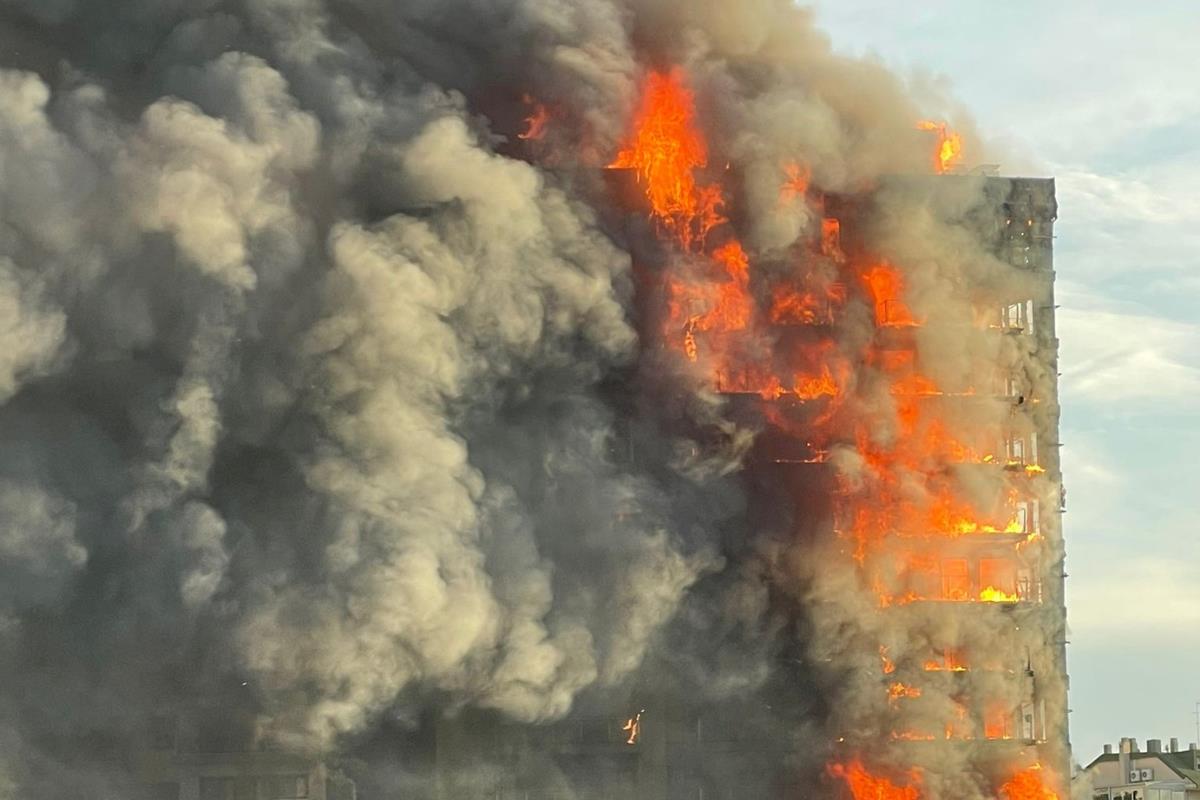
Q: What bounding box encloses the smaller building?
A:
[1081,738,1200,800]
[132,714,356,800]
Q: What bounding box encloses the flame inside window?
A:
[828,760,921,800]
[999,765,1059,800]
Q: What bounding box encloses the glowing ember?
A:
[999,766,1059,800]
[518,95,550,141]
[622,710,643,745]
[916,120,964,174]
[829,760,921,800]
[610,69,723,250]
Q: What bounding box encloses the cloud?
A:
[1058,299,1200,410]
[1068,552,1200,635]
[1052,166,1200,287]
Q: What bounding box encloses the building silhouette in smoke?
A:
[422,172,1069,799]
[132,713,356,800]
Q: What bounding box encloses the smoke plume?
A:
[0,1,1063,798]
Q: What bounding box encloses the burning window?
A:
[924,648,968,672]
[887,681,922,708]
[863,263,920,327]
[821,218,844,259]
[898,553,939,600]
[979,558,1018,602]
[945,700,970,740]
[1014,499,1040,535]
[828,760,921,800]
[999,766,1060,799]
[1004,431,1041,471]
[999,300,1034,334]
[983,703,1014,740]
[941,559,970,601]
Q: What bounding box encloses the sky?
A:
[809,0,1200,765]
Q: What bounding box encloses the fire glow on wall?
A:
[605,67,1067,799]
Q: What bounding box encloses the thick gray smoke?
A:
[0,0,764,789]
[0,1,1057,798]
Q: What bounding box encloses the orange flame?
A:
[829,761,921,800]
[518,95,550,141]
[917,120,964,174]
[999,766,1059,800]
[822,217,844,260]
[768,277,845,326]
[780,161,811,203]
[886,682,921,708]
[983,703,1012,740]
[701,241,753,333]
[863,262,920,327]
[610,69,724,250]
[979,586,1019,603]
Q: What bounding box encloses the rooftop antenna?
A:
[1195,700,1200,748]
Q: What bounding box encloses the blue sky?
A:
[809,0,1200,763]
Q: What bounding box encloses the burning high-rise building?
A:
[0,2,1070,798]
[578,67,1071,799]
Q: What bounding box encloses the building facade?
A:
[131,715,356,800]
[425,174,1071,799]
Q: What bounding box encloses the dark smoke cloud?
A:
[0,0,1032,796]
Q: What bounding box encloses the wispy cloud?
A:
[1054,165,1200,286]
[1069,552,1200,635]
[1058,305,1200,409]
[811,0,1200,759]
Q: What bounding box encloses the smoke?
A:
[0,0,1062,797]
